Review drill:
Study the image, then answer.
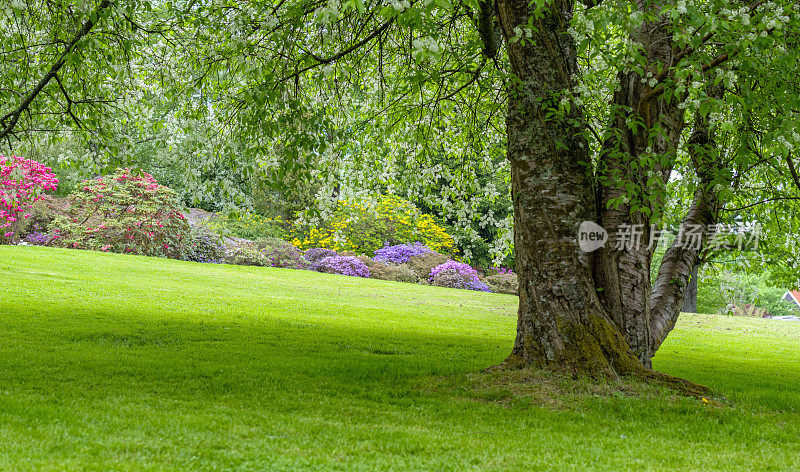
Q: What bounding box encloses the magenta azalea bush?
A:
[50,168,190,258]
[373,242,431,264]
[312,255,370,278]
[1,155,58,243]
[429,260,491,292]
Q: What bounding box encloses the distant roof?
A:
[783,291,800,308]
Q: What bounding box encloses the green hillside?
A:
[2,246,800,471]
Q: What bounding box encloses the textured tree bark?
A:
[497,0,642,377]
[592,12,687,368]
[650,90,724,353]
[494,0,723,377]
[682,267,699,313]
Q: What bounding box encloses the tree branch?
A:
[278,15,396,85]
[477,0,497,58]
[0,0,113,141]
[786,153,800,191]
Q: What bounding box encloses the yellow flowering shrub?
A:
[292,195,455,255]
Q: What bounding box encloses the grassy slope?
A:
[1,246,800,471]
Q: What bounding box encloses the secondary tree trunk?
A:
[682,267,699,313]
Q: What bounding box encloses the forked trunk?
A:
[496,0,714,376]
[497,0,642,377]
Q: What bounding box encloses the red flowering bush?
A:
[50,168,190,258]
[0,155,58,243]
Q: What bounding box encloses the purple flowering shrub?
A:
[312,255,370,278]
[305,247,338,263]
[429,260,491,292]
[373,242,431,264]
[186,226,226,263]
[24,231,50,246]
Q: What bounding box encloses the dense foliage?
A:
[304,247,339,263]
[208,211,286,241]
[185,225,227,264]
[258,238,309,269]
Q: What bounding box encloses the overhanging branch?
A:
[0,0,113,141]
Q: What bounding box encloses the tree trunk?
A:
[495,0,722,376]
[682,266,699,313]
[497,0,642,377]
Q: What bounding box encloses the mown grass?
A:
[2,245,800,471]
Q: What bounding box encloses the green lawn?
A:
[2,246,800,471]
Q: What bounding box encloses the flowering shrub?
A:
[304,247,338,263]
[311,255,370,278]
[24,231,50,246]
[485,272,518,295]
[487,267,515,276]
[258,238,309,269]
[406,251,450,280]
[225,245,267,266]
[292,195,455,255]
[223,238,309,269]
[373,242,432,264]
[369,261,419,283]
[0,155,58,243]
[429,260,491,292]
[186,225,226,263]
[49,168,190,258]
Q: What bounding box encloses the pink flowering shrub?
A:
[0,155,58,243]
[49,168,190,258]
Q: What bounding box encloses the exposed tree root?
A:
[633,368,713,399]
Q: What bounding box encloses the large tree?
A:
[2,0,799,379]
